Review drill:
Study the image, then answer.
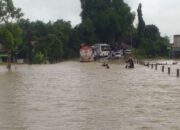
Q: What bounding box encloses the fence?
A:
[136,60,180,78]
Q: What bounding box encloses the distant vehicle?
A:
[80,45,94,62]
[93,43,110,57]
[114,50,123,58]
[124,49,132,55]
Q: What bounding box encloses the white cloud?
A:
[13,0,82,26]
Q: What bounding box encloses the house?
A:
[171,35,180,58]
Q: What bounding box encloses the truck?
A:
[93,43,110,58]
[80,45,94,62]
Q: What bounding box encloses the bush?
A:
[33,52,45,64]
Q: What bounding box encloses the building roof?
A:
[174,35,180,37]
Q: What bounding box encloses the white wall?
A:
[174,35,180,47]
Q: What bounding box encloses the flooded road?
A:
[0,61,180,130]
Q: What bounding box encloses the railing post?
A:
[168,67,170,75]
[177,69,179,77]
[151,64,153,69]
[162,66,164,72]
[155,64,157,70]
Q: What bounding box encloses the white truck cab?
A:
[93,43,110,57]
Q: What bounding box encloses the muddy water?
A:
[0,61,180,130]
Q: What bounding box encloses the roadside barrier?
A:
[177,69,179,77]
[168,67,170,75]
[136,60,180,78]
[162,66,164,72]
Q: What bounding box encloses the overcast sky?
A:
[14,0,180,41]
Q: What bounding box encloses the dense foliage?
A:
[0,0,170,65]
[134,4,169,58]
[0,0,23,69]
[80,0,135,44]
[17,19,74,63]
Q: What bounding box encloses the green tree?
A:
[135,3,169,57]
[80,0,111,20]
[50,20,71,42]
[50,20,72,58]
[80,0,135,43]
[137,35,169,58]
[144,25,160,41]
[78,18,95,43]
[19,20,72,62]
[137,3,145,37]
[0,24,22,69]
[33,52,45,64]
[0,0,23,24]
[154,37,169,56]
[67,26,82,58]
[17,19,34,63]
[0,0,23,69]
[47,34,63,63]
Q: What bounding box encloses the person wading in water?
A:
[125,57,134,68]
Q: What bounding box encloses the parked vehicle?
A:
[124,49,132,55]
[114,50,123,58]
[80,45,94,62]
[93,43,110,58]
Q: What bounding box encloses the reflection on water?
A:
[0,61,180,130]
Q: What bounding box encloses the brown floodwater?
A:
[0,60,180,130]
